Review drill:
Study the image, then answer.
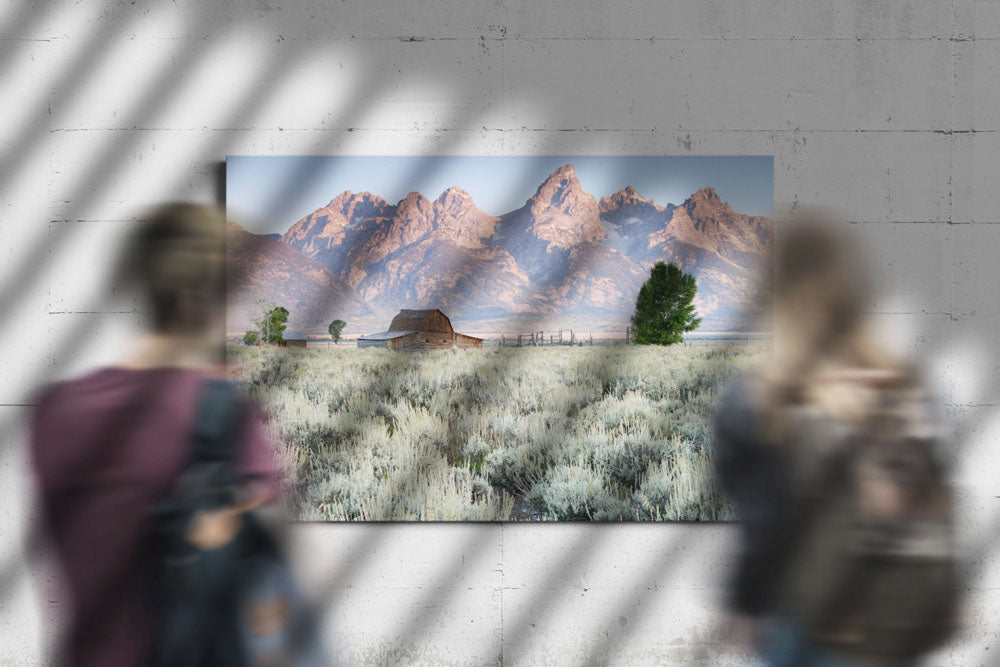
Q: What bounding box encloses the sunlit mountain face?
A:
[229,164,772,333]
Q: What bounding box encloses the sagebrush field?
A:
[229,344,763,521]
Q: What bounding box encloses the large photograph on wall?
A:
[226,155,773,521]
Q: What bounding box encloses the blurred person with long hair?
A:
[714,216,960,666]
[30,204,285,666]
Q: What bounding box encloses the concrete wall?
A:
[2,1,998,664]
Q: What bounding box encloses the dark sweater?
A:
[31,367,277,667]
[713,375,796,617]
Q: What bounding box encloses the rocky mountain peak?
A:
[327,190,354,208]
[599,184,662,214]
[664,187,773,257]
[695,185,720,201]
[334,191,387,221]
[532,164,582,204]
[433,186,498,248]
[684,186,731,216]
[397,191,432,214]
[436,185,475,211]
[525,164,604,247]
[549,163,577,181]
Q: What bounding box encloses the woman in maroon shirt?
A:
[31,204,277,666]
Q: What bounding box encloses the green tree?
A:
[266,306,289,343]
[631,261,701,345]
[328,319,346,344]
[255,299,289,343]
[243,330,258,346]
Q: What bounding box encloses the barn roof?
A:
[357,330,414,341]
[284,330,308,340]
[388,309,450,332]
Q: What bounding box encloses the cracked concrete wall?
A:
[1,1,998,664]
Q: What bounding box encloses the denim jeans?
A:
[761,618,918,667]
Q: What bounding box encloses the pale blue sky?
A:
[226,155,773,235]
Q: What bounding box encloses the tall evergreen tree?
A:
[631,262,701,345]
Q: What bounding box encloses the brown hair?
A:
[117,203,227,333]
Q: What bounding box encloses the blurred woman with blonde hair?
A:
[714,215,959,666]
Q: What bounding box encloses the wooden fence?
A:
[494,328,632,347]
[487,329,769,347]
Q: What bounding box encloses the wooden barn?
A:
[282,330,308,348]
[357,309,482,350]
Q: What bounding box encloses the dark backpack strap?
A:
[189,378,244,468]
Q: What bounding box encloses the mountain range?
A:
[228,164,772,333]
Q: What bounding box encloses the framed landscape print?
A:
[226,155,773,521]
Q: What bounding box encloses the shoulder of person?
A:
[29,370,102,424]
[30,382,66,439]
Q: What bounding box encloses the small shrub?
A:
[484,444,549,497]
[634,451,732,521]
[528,465,630,521]
[460,434,491,471]
[591,436,672,489]
[257,350,305,388]
[471,476,492,501]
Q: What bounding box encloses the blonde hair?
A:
[758,214,907,443]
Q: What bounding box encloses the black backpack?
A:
[151,379,328,667]
[780,379,960,661]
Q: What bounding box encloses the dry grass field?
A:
[228,344,764,521]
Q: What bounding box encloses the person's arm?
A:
[186,396,279,550]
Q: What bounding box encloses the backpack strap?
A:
[189,378,244,468]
